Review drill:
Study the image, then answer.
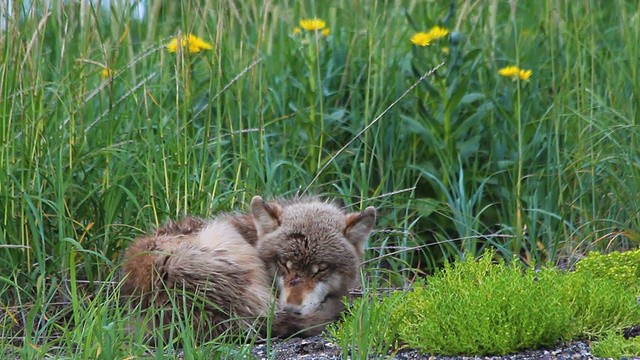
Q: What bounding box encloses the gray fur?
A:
[120,196,376,340]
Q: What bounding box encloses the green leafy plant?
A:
[565,270,640,339]
[332,251,640,357]
[592,331,640,360]
[574,249,640,293]
[393,254,574,356]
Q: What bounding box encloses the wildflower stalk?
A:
[305,41,319,172]
[302,26,324,173]
[442,109,453,193]
[295,19,329,173]
[313,32,325,173]
[510,0,524,254]
[410,25,452,195]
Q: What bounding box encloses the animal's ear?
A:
[251,196,282,236]
[344,206,376,257]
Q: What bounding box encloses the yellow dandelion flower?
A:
[428,26,449,39]
[498,66,520,78]
[100,68,113,79]
[411,32,432,46]
[498,66,533,81]
[518,69,532,81]
[167,34,213,54]
[411,26,450,46]
[322,28,330,36]
[293,27,301,35]
[299,19,326,31]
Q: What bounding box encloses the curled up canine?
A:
[120,196,376,340]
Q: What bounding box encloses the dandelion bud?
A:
[449,31,462,46]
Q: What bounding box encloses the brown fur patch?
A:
[229,214,259,245]
[154,217,206,237]
[121,235,159,301]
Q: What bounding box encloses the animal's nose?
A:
[282,304,302,315]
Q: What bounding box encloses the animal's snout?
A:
[279,279,329,316]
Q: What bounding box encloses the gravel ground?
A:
[251,335,630,360]
[2,334,631,359]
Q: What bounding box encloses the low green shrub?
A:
[332,251,640,357]
[592,332,640,360]
[392,255,575,356]
[565,270,640,338]
[574,249,640,293]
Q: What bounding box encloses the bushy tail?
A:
[120,231,272,340]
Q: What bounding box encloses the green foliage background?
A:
[1,0,640,356]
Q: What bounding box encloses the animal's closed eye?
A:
[312,263,330,275]
[320,293,336,305]
[277,257,293,271]
[289,232,306,240]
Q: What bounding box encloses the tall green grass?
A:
[1,0,639,356]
